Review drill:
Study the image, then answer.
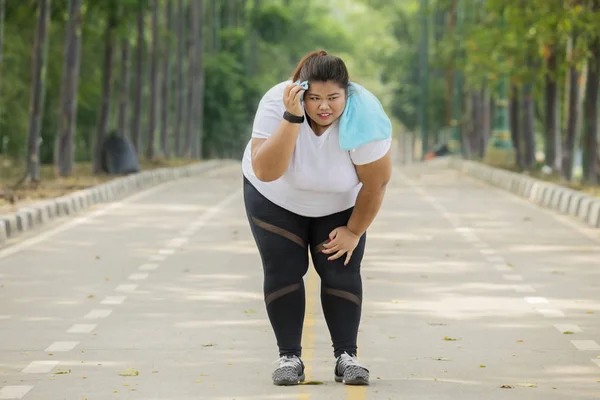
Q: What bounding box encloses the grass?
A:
[0,157,202,213]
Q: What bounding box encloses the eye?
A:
[309,97,319,101]
[329,97,339,101]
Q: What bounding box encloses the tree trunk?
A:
[521,81,536,169]
[117,38,130,139]
[583,30,600,184]
[562,55,580,181]
[480,88,491,159]
[184,1,197,158]
[25,0,51,182]
[509,83,522,168]
[131,1,145,153]
[56,0,83,177]
[175,0,185,157]
[160,0,172,158]
[195,0,205,159]
[93,2,117,174]
[544,44,561,171]
[146,0,159,160]
[0,0,4,153]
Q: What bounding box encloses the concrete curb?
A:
[0,159,230,247]
[448,157,600,229]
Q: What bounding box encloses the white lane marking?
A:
[537,309,565,318]
[45,341,79,352]
[139,264,159,271]
[0,386,34,399]
[503,274,523,281]
[554,324,582,333]
[571,340,600,350]
[115,284,137,292]
[84,309,112,319]
[473,242,489,248]
[525,297,548,304]
[455,227,471,233]
[463,236,481,243]
[67,324,96,333]
[101,296,126,305]
[148,255,167,262]
[494,264,512,272]
[0,316,11,320]
[487,256,506,263]
[0,181,177,261]
[128,273,149,281]
[480,249,496,255]
[159,248,175,255]
[514,285,536,293]
[167,237,189,248]
[21,361,59,373]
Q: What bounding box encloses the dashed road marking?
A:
[503,274,523,281]
[128,273,149,281]
[139,263,159,271]
[571,340,600,350]
[513,285,536,293]
[101,296,126,305]
[115,284,138,292]
[554,324,582,333]
[537,309,565,318]
[45,341,79,352]
[21,361,58,373]
[67,324,96,333]
[148,255,167,262]
[0,385,34,399]
[84,309,112,319]
[525,297,548,304]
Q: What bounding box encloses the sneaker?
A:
[334,352,369,385]
[272,355,305,386]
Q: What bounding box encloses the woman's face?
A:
[303,81,346,131]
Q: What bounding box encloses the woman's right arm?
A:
[251,83,305,182]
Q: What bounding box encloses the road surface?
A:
[1,161,599,399]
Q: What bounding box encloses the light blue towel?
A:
[339,82,392,151]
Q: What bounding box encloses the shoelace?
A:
[337,352,364,370]
[274,355,301,369]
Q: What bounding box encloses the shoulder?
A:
[350,137,392,166]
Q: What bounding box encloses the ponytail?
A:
[291,50,329,82]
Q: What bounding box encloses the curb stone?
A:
[447,157,600,230]
[0,159,229,247]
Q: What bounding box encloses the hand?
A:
[283,82,306,117]
[321,226,360,266]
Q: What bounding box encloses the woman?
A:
[241,50,392,386]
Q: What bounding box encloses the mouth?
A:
[317,113,332,120]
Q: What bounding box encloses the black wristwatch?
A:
[283,111,304,124]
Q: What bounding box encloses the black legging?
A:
[243,177,366,358]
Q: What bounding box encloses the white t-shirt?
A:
[241,81,391,217]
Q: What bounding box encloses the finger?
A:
[284,84,293,97]
[329,229,338,241]
[321,245,340,254]
[328,249,346,261]
[344,251,353,266]
[293,88,305,102]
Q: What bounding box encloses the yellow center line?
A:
[297,261,319,399]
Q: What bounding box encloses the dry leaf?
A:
[500,384,514,389]
[480,365,486,368]
[433,357,451,361]
[119,368,139,377]
[54,369,71,375]
[517,383,537,388]
[443,337,458,341]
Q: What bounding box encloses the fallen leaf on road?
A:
[432,357,451,361]
[443,337,459,341]
[480,365,486,368]
[152,371,158,373]
[517,340,524,343]
[119,369,139,377]
[244,309,256,314]
[202,343,216,347]
[500,384,514,389]
[587,311,594,314]
[195,380,201,383]
[87,295,94,299]
[506,262,513,267]
[54,369,71,375]
[563,331,575,335]
[517,383,537,388]
[300,381,324,385]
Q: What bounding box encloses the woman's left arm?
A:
[322,150,392,264]
[347,151,392,237]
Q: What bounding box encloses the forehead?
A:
[306,81,344,95]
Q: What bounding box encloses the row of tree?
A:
[366,0,600,185]
[1,0,368,182]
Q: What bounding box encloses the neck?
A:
[309,118,330,136]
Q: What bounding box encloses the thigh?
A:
[309,208,366,287]
[244,177,310,292]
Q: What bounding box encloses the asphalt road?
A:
[0,161,599,400]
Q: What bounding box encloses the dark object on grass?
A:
[101,134,140,175]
